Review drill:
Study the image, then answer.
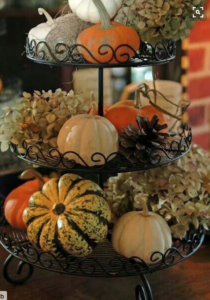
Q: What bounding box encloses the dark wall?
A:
[0,8,70,93]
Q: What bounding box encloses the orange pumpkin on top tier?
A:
[105,89,168,134]
[77,0,140,64]
[4,170,48,231]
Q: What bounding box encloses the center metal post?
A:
[98,68,104,188]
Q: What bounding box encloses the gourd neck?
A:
[135,195,150,217]
[38,8,54,25]
[19,169,45,190]
[92,0,113,29]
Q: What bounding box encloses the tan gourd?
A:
[112,195,172,264]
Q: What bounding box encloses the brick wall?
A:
[187,0,210,149]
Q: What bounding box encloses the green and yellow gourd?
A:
[23,174,111,257]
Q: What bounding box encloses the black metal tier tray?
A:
[26,39,176,68]
[9,126,192,174]
[0,211,204,278]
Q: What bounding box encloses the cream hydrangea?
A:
[116,0,206,45]
[107,144,210,238]
[0,89,92,153]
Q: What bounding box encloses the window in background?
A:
[131,67,153,83]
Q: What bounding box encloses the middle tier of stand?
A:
[10,125,191,173]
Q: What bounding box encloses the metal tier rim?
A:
[26,38,176,69]
[0,215,205,278]
[9,126,192,174]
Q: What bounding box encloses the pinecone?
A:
[119,115,169,164]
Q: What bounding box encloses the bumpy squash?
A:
[23,174,111,257]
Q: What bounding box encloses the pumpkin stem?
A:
[134,195,150,217]
[19,169,45,191]
[38,8,54,25]
[133,85,143,109]
[92,0,113,29]
[89,92,97,117]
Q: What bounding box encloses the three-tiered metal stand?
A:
[0,39,204,300]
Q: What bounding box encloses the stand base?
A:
[3,254,34,285]
[2,254,153,299]
[136,275,153,300]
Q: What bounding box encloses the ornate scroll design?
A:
[9,126,192,174]
[26,38,176,67]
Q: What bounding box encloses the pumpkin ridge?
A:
[40,191,52,202]
[67,190,104,204]
[59,174,82,202]
[53,223,71,258]
[65,215,97,249]
[73,208,110,226]
[25,213,50,227]
[29,204,49,210]
[31,217,51,249]
[63,178,86,203]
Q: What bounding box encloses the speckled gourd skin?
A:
[23,174,111,257]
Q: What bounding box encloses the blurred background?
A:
[0,0,210,171]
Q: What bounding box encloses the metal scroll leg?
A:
[135,274,153,300]
[3,254,34,284]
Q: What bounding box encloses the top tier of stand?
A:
[26,39,176,69]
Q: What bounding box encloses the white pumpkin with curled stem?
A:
[28,8,55,43]
[57,93,119,166]
[112,195,172,264]
[28,8,91,58]
[69,0,123,23]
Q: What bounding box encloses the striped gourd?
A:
[23,174,111,257]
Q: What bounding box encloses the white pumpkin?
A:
[28,8,55,43]
[68,0,123,23]
[28,8,90,44]
[112,196,172,264]
[57,103,119,166]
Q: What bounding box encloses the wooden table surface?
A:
[0,240,210,300]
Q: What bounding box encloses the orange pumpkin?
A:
[105,89,168,134]
[4,170,48,231]
[77,0,140,64]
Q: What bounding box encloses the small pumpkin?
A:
[57,102,119,166]
[105,86,167,134]
[77,0,140,64]
[23,174,111,257]
[112,196,172,264]
[4,170,48,231]
[69,0,123,23]
[28,8,90,59]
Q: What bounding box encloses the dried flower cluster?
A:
[0,89,91,153]
[116,0,206,45]
[107,144,210,238]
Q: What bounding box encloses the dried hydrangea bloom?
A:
[115,0,206,45]
[107,144,210,238]
[0,89,92,154]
